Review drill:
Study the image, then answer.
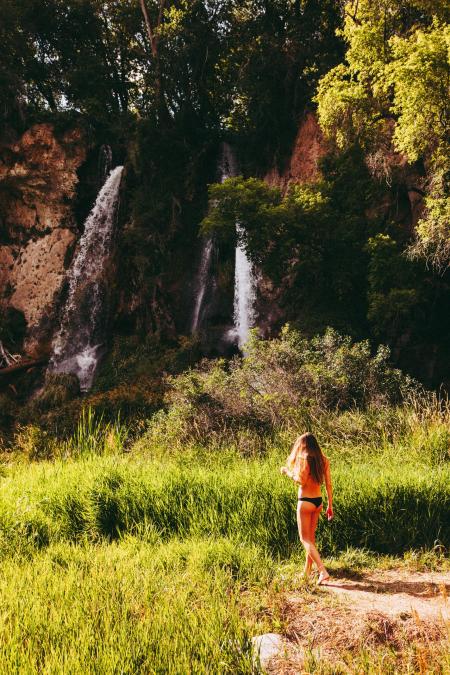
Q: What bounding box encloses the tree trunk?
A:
[139,0,169,121]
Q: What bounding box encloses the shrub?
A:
[13,425,58,461]
[148,326,415,450]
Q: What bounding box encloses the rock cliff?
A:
[264,112,326,193]
[0,124,88,357]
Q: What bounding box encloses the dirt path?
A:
[323,568,449,621]
[265,569,450,673]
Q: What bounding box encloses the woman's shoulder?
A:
[323,455,330,466]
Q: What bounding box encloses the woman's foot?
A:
[317,570,330,585]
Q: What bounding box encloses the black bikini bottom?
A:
[298,496,322,508]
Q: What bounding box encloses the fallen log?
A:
[0,358,48,378]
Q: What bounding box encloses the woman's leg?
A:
[297,501,327,574]
[304,506,322,575]
[297,503,313,576]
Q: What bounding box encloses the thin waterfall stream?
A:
[190,144,235,335]
[191,144,257,348]
[48,165,123,391]
[232,225,257,349]
[191,237,213,333]
[221,144,257,350]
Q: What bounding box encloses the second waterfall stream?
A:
[222,144,257,350]
[49,165,124,391]
[192,144,257,348]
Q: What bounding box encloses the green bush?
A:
[13,425,58,461]
[148,326,415,451]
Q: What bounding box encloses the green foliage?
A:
[202,150,378,333]
[12,425,58,462]
[1,0,344,171]
[366,233,450,383]
[315,1,450,270]
[388,20,449,163]
[147,326,414,451]
[409,172,450,274]
[219,0,343,169]
[366,234,422,337]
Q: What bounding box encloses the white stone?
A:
[251,632,284,671]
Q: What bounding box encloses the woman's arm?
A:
[324,459,333,520]
[281,466,293,478]
[281,457,308,485]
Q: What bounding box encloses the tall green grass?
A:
[1,449,448,559]
[7,407,129,462]
[0,537,263,674]
[1,404,449,673]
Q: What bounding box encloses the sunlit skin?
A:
[281,433,333,584]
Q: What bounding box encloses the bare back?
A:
[298,454,330,498]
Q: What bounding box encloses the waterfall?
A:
[220,144,257,350]
[49,165,124,391]
[190,143,257,347]
[190,144,239,334]
[233,228,257,349]
[191,237,213,333]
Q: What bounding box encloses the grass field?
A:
[1,443,449,558]
[0,400,449,673]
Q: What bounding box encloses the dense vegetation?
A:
[1,382,449,671]
[0,0,448,395]
[1,2,449,671]
[316,0,449,272]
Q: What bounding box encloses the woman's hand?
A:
[280,466,288,476]
[326,506,334,521]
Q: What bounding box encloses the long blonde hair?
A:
[286,432,326,484]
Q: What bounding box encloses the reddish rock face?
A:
[257,113,327,338]
[265,113,327,193]
[0,123,88,357]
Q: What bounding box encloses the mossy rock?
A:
[31,373,81,414]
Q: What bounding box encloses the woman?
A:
[281,432,333,584]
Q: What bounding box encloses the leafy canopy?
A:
[315,1,450,271]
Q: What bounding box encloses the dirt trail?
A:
[269,569,449,673]
[323,568,449,621]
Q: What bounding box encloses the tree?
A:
[315,1,450,271]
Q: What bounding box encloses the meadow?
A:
[1,414,449,673]
[1,331,449,673]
